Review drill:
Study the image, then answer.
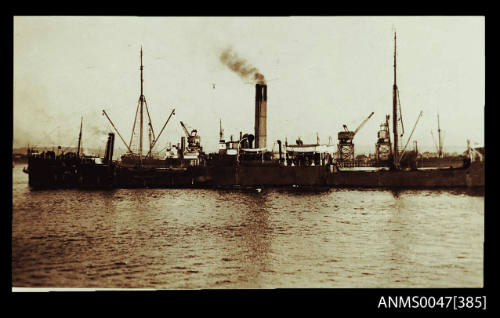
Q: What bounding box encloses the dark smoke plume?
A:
[87,124,109,137]
[220,48,266,84]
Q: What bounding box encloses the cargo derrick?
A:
[102,47,176,167]
[337,111,374,162]
[180,121,201,151]
[398,111,423,170]
[375,114,392,164]
[147,108,175,157]
[179,121,203,166]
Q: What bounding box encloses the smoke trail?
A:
[87,125,109,137]
[220,47,266,84]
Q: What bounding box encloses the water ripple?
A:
[11,166,484,288]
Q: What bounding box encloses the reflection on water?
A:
[12,166,484,288]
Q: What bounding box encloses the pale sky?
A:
[13,16,484,156]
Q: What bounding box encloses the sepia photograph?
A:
[12,16,485,292]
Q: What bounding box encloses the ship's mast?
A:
[77,116,83,157]
[139,47,144,165]
[392,32,399,168]
[219,118,224,142]
[437,113,443,158]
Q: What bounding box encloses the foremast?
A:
[392,32,400,169]
[102,47,174,161]
[130,47,156,165]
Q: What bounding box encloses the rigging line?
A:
[102,110,133,153]
[397,88,404,136]
[441,131,445,153]
[42,125,61,144]
[431,130,439,153]
[147,108,175,157]
[129,99,140,149]
[398,111,423,164]
[143,97,156,141]
[157,143,172,153]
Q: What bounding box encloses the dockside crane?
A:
[353,112,375,136]
[337,111,374,161]
[180,121,201,150]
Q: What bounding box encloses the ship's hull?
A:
[326,162,484,188]
[26,157,484,189]
[201,162,484,188]
[416,156,466,169]
[26,157,114,189]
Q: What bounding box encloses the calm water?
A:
[12,166,484,288]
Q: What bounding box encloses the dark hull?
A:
[326,163,484,188]
[26,157,114,189]
[202,163,484,188]
[26,158,483,189]
[416,157,465,169]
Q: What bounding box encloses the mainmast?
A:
[77,116,83,157]
[139,46,144,165]
[392,32,399,168]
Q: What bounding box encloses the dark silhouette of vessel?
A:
[25,35,484,190]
